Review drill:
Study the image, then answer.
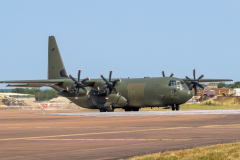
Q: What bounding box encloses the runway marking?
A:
[0,124,239,141]
[64,127,80,128]
[35,127,51,128]
[26,138,191,141]
[7,127,22,128]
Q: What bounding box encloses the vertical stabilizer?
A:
[48,36,68,79]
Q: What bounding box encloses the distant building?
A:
[234,88,240,96]
[0,93,35,101]
[206,84,218,89]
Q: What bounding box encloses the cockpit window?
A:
[181,81,189,89]
[168,80,176,86]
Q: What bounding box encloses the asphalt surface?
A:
[1,109,240,160]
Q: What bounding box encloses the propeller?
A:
[185,68,204,96]
[98,70,121,99]
[66,69,90,99]
[162,70,174,77]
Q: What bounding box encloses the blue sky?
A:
[0,1,240,89]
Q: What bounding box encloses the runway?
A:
[1,109,240,160]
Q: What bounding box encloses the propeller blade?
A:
[197,74,204,81]
[78,69,81,81]
[169,73,174,77]
[100,74,108,83]
[194,85,197,96]
[193,68,196,80]
[67,84,77,91]
[106,88,110,99]
[98,84,108,90]
[112,87,119,96]
[185,76,191,80]
[80,86,89,95]
[69,74,77,83]
[75,88,79,99]
[112,79,121,84]
[197,83,204,89]
[162,70,165,77]
[81,77,90,83]
[189,84,194,90]
[109,70,113,81]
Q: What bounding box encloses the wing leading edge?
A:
[182,79,233,83]
[0,79,65,88]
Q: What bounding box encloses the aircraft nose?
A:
[179,89,193,104]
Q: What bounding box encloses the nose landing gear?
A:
[172,104,180,111]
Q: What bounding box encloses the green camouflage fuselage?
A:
[57,77,193,109]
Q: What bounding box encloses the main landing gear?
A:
[99,108,114,112]
[124,108,139,112]
[172,104,180,111]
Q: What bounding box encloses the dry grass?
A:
[127,142,240,160]
[140,103,240,111]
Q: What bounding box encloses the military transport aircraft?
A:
[0,36,232,112]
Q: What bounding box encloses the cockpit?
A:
[168,80,188,90]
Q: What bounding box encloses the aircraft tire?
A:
[100,109,106,112]
[125,108,131,112]
[176,105,180,111]
[171,105,176,111]
[132,108,139,111]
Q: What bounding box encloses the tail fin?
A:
[48,36,68,79]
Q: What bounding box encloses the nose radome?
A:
[179,89,193,104]
[188,90,193,99]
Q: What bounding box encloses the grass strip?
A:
[126,142,240,160]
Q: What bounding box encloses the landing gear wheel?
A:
[172,105,176,111]
[132,108,139,111]
[176,105,180,111]
[100,109,106,112]
[125,108,131,112]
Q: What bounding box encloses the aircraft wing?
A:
[0,79,66,88]
[198,79,233,82]
[0,79,96,88]
[182,79,233,82]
